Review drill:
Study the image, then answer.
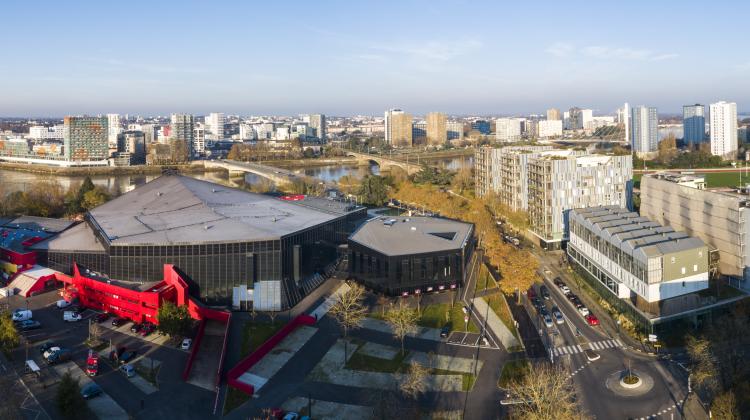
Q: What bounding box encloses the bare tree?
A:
[505,363,587,420]
[711,390,740,420]
[88,321,101,346]
[385,304,419,356]
[328,283,368,361]
[376,294,390,318]
[685,335,718,393]
[400,361,429,399]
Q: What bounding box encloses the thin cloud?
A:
[547,43,678,61]
[371,38,482,62]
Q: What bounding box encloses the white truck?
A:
[12,309,32,322]
[63,311,82,322]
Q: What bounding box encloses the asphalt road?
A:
[533,256,690,419]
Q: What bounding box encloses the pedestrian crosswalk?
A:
[552,339,623,356]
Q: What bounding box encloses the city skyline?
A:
[2,1,749,116]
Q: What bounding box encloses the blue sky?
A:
[1,0,748,116]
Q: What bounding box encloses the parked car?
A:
[139,323,155,337]
[282,413,300,420]
[552,309,564,324]
[540,286,550,300]
[526,287,536,299]
[543,314,554,328]
[95,312,110,323]
[63,311,81,322]
[56,299,72,309]
[17,319,41,331]
[80,383,103,399]
[440,326,450,338]
[553,277,565,287]
[566,293,578,302]
[46,348,72,364]
[43,346,61,359]
[86,350,99,377]
[585,314,599,326]
[38,341,57,355]
[578,306,590,317]
[532,297,543,310]
[109,346,127,361]
[181,338,193,351]
[130,323,143,334]
[539,307,549,317]
[560,285,571,295]
[11,309,32,322]
[112,317,128,327]
[119,364,135,378]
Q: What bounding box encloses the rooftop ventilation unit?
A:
[156,192,162,196]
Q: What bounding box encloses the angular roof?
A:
[83,175,358,245]
[570,206,706,264]
[349,216,473,256]
[31,221,105,252]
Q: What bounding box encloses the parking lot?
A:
[4,290,217,420]
[447,331,495,348]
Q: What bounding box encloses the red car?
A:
[86,350,99,376]
[585,314,599,326]
[527,287,536,299]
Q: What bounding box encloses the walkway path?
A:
[471,297,519,349]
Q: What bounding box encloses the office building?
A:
[630,106,658,156]
[239,124,256,140]
[447,122,464,141]
[206,112,225,140]
[683,104,706,144]
[567,206,708,306]
[640,172,750,285]
[739,126,749,143]
[537,120,563,138]
[193,126,206,154]
[384,109,412,147]
[546,108,561,121]
[471,120,491,135]
[170,114,195,156]
[29,125,64,140]
[140,124,158,145]
[348,216,474,296]
[305,114,327,142]
[34,175,367,306]
[63,116,109,161]
[527,153,632,248]
[106,114,121,149]
[116,131,146,165]
[495,118,523,142]
[426,112,447,146]
[709,101,738,159]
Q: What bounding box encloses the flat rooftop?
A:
[1,216,76,253]
[84,175,362,246]
[349,216,473,256]
[571,206,705,262]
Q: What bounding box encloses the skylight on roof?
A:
[429,232,457,241]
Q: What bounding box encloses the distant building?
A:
[140,124,158,145]
[546,108,561,121]
[205,112,225,140]
[426,112,447,146]
[193,126,206,154]
[412,121,426,144]
[709,101,738,159]
[568,206,709,305]
[107,114,121,149]
[170,114,195,156]
[630,106,658,156]
[527,153,632,249]
[471,120,490,135]
[63,116,109,161]
[537,120,563,138]
[348,216,475,296]
[239,124,256,140]
[447,122,464,141]
[116,131,146,165]
[682,104,706,144]
[29,125,64,140]
[567,107,593,130]
[305,114,327,142]
[0,138,31,157]
[474,145,554,208]
[495,118,523,142]
[739,126,749,143]
[384,109,412,147]
[618,102,630,143]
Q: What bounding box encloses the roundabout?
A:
[605,368,654,397]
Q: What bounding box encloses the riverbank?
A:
[265,157,360,169]
[0,161,218,176]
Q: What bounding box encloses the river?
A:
[0,155,474,193]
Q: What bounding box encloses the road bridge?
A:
[345,151,424,175]
[204,159,300,185]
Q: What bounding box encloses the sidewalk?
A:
[472,297,519,350]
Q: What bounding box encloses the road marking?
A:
[575,344,582,353]
[615,338,623,346]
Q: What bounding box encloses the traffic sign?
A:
[648,334,658,342]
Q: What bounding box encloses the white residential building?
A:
[106,114,121,149]
[631,106,658,156]
[28,125,64,140]
[239,124,256,140]
[495,118,523,142]
[537,120,563,138]
[709,101,738,159]
[206,112,225,140]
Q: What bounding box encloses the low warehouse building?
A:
[348,216,474,296]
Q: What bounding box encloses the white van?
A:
[12,309,32,322]
[56,299,72,309]
[63,311,82,322]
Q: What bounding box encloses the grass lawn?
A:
[346,348,478,391]
[498,358,530,388]
[372,301,479,333]
[224,320,286,414]
[474,267,498,293]
[482,292,519,339]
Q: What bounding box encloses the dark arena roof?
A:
[349,216,473,256]
[59,175,364,246]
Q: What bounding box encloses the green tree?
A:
[358,175,389,206]
[157,301,192,337]
[56,372,85,420]
[0,311,20,354]
[81,187,110,210]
